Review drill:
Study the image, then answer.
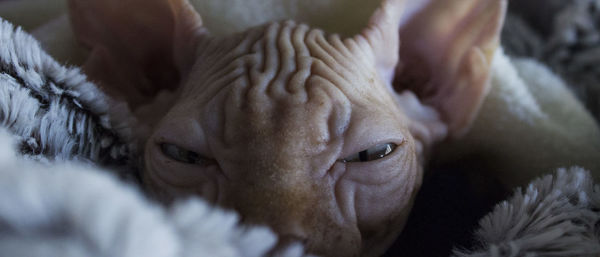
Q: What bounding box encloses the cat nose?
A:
[277,218,308,239]
[268,234,308,256]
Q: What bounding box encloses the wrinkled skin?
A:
[145,23,423,256]
[68,0,506,256]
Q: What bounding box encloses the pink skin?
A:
[69,0,506,256]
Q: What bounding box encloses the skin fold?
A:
[68,0,506,256]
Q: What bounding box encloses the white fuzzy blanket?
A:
[0,1,600,256]
[0,130,282,257]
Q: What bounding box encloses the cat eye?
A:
[160,143,213,166]
[341,143,398,163]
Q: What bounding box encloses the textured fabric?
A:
[454,167,600,257]
[0,130,279,257]
[0,19,130,166]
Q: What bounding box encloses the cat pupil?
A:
[343,143,397,163]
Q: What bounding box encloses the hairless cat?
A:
[68,0,506,256]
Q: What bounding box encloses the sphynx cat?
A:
[68,0,506,256]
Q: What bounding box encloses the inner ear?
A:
[69,0,206,109]
[394,0,507,137]
[355,0,506,137]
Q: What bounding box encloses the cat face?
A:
[69,0,505,255]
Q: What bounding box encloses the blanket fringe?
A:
[454,167,600,257]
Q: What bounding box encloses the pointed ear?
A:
[394,0,507,137]
[68,0,206,108]
[359,0,406,83]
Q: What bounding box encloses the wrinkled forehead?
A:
[179,21,398,110]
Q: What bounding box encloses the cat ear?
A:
[359,0,406,83]
[395,0,507,137]
[69,0,206,108]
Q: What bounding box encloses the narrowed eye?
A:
[160,143,212,165]
[342,143,398,163]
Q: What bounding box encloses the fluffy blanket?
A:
[0,1,600,256]
[455,167,600,257]
[0,131,280,257]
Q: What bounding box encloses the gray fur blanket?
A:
[0,1,600,257]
